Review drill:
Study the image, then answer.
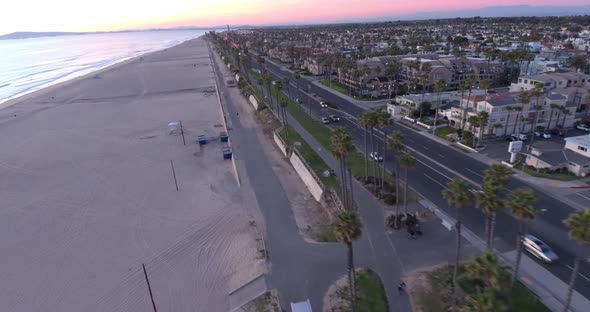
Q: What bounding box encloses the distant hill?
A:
[0,31,83,40]
[344,5,590,23]
[0,27,224,40]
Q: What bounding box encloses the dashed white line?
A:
[464,167,485,178]
[438,154,445,158]
[565,265,590,282]
[424,173,449,189]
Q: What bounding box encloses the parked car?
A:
[505,136,518,142]
[542,132,551,139]
[319,101,328,108]
[369,152,383,162]
[510,133,528,141]
[549,128,565,136]
[329,115,340,122]
[522,234,559,263]
[321,117,330,124]
[576,124,590,132]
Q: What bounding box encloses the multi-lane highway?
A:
[246,54,590,298]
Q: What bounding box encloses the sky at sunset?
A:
[1,0,588,35]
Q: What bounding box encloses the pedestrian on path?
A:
[398,281,406,294]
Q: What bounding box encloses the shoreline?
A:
[0,34,207,111]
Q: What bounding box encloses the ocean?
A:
[0,29,209,104]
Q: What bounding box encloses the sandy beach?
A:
[0,37,264,311]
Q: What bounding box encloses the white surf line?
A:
[575,192,590,201]
[565,265,590,282]
[424,173,449,190]
[464,167,485,178]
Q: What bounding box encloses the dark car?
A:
[329,115,340,122]
[549,128,565,136]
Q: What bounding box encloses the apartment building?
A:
[445,91,573,138]
[509,72,590,92]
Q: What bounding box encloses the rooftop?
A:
[565,134,590,149]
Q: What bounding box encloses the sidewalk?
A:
[311,79,391,109]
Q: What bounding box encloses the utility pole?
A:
[142,264,158,312]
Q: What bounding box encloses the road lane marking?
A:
[565,265,590,282]
[464,167,485,178]
[424,173,449,189]
[422,145,429,150]
[575,193,590,201]
[438,154,445,158]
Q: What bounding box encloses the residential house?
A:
[523,135,590,176]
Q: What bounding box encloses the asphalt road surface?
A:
[249,55,590,299]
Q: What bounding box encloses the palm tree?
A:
[484,163,513,191]
[554,104,564,129]
[442,178,473,307]
[476,185,504,249]
[334,210,363,308]
[461,289,507,312]
[458,84,468,129]
[433,80,447,134]
[511,106,523,136]
[560,107,571,129]
[461,75,476,130]
[399,151,416,214]
[515,91,530,135]
[507,188,538,290]
[331,128,354,210]
[388,130,405,223]
[468,115,481,147]
[503,106,514,136]
[377,110,393,192]
[477,111,490,148]
[479,79,493,96]
[466,250,506,291]
[548,103,560,130]
[492,123,503,137]
[359,113,372,183]
[562,209,590,312]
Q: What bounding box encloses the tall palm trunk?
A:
[504,112,511,136]
[555,111,562,128]
[381,130,388,192]
[347,242,357,311]
[370,127,376,192]
[339,156,349,209]
[484,213,492,249]
[512,111,520,135]
[564,243,582,312]
[403,167,409,214]
[453,207,462,311]
[489,213,497,249]
[363,129,369,182]
[511,221,525,289]
[348,167,355,210]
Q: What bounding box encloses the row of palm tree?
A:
[442,170,590,311]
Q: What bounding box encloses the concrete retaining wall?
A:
[248,95,259,110]
[290,150,324,202]
[273,132,288,157]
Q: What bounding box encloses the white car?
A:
[319,101,328,108]
[542,132,551,139]
[576,124,590,132]
[522,234,559,263]
[321,117,330,124]
[510,133,528,141]
[369,152,383,162]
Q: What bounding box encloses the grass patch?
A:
[280,128,338,189]
[514,163,578,181]
[413,264,549,312]
[355,269,388,312]
[312,224,338,242]
[434,126,456,142]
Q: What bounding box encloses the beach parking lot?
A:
[0,38,264,312]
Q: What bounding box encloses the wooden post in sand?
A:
[170,160,179,191]
[179,120,186,146]
[142,264,158,312]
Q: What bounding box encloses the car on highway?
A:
[321,117,330,124]
[576,124,590,132]
[329,115,340,122]
[319,101,328,108]
[369,152,383,162]
[522,234,559,263]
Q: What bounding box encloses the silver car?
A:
[522,234,558,263]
